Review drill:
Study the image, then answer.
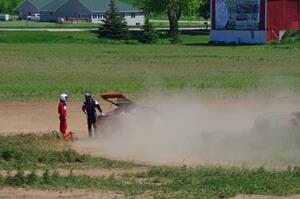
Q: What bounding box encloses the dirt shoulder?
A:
[0,187,125,199]
[1,188,300,199]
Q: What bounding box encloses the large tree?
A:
[137,0,191,43]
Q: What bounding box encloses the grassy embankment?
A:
[1,133,300,198]
[0,31,299,101]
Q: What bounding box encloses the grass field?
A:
[0,20,206,29]
[1,133,300,198]
[1,30,300,198]
[0,21,101,29]
[0,133,139,170]
[0,31,299,101]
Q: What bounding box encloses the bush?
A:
[26,170,38,185]
[5,170,26,186]
[43,169,50,184]
[281,29,300,43]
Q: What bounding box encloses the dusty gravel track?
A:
[1,98,300,135]
[1,99,300,199]
[0,100,116,137]
[1,188,300,199]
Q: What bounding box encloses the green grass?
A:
[0,31,101,43]
[0,31,299,101]
[2,163,300,198]
[0,133,139,170]
[1,133,300,198]
[0,21,102,29]
[0,20,205,29]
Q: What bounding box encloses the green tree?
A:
[185,0,201,16]
[98,0,129,40]
[199,0,210,20]
[0,0,22,14]
[140,15,158,43]
[137,0,191,43]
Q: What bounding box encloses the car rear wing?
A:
[101,93,135,107]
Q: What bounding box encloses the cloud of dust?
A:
[76,93,300,167]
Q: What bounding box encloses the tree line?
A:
[1,0,210,43]
[136,0,210,42]
[0,0,22,14]
[99,0,210,43]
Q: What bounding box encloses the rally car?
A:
[95,93,155,137]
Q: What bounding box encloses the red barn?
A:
[210,0,300,44]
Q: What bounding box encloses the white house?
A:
[16,0,144,26]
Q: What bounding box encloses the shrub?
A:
[281,29,300,43]
[26,170,38,185]
[140,15,158,43]
[43,169,50,184]
[5,170,26,186]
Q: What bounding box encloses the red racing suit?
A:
[58,101,67,134]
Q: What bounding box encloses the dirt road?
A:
[0,101,88,136]
[0,188,126,199]
[1,188,300,199]
[0,100,117,137]
[1,97,300,137]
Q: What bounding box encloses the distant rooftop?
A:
[39,0,141,12]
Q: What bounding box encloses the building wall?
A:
[15,0,39,20]
[267,0,300,41]
[211,30,266,44]
[40,0,88,22]
[91,12,144,26]
[91,12,105,23]
[123,12,144,26]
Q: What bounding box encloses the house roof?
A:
[39,0,141,12]
[40,0,69,11]
[15,0,54,11]
[28,0,54,9]
[78,0,140,12]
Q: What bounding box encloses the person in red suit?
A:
[58,93,68,135]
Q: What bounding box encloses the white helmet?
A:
[59,93,68,102]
